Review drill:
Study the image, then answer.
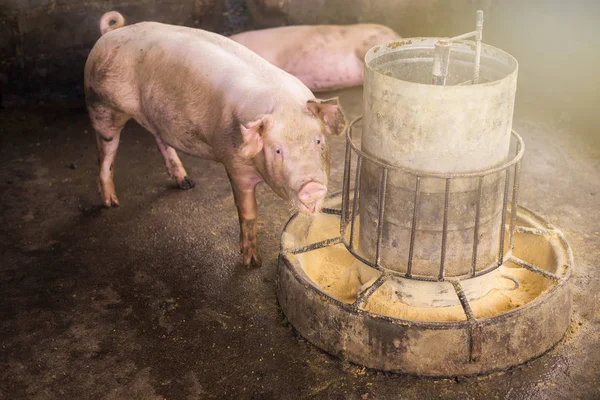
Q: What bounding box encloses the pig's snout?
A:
[297,182,327,214]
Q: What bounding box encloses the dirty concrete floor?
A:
[1,87,599,399]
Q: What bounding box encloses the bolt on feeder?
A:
[278,11,573,377]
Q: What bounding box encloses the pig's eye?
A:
[316,139,321,145]
[276,149,282,155]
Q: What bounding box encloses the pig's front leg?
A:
[227,172,263,268]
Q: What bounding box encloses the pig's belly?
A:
[134,115,216,160]
[163,134,216,160]
[285,53,364,92]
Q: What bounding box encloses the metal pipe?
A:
[473,10,484,83]
[448,31,477,42]
[432,40,452,85]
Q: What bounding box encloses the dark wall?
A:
[0,0,227,105]
[0,0,485,105]
[2,0,599,141]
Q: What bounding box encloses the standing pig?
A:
[85,11,346,267]
[229,24,401,92]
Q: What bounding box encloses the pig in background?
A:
[229,24,401,92]
[85,11,346,268]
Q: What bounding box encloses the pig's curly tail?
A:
[100,11,126,36]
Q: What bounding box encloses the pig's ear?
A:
[239,115,274,159]
[306,98,346,136]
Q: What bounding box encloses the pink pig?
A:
[230,24,401,92]
[85,12,346,267]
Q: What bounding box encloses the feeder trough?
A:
[277,11,573,377]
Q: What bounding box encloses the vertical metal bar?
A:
[450,279,481,362]
[471,176,484,276]
[473,10,484,84]
[498,169,511,266]
[432,40,452,86]
[439,178,451,281]
[349,155,362,250]
[340,140,352,235]
[375,168,388,267]
[406,176,421,278]
[469,324,482,362]
[509,146,522,250]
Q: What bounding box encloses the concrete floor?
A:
[1,87,599,399]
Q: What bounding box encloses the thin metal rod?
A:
[500,274,520,291]
[340,140,353,235]
[448,31,477,42]
[509,157,522,250]
[470,251,511,278]
[515,226,554,236]
[510,256,562,281]
[469,324,482,363]
[473,10,484,84]
[451,280,475,321]
[282,236,343,256]
[406,176,421,278]
[321,208,342,216]
[353,274,387,309]
[439,178,451,281]
[349,155,362,250]
[498,169,511,266]
[471,176,484,276]
[375,168,388,267]
[453,280,482,362]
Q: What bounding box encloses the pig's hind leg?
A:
[88,105,130,207]
[154,136,195,190]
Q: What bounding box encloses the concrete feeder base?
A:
[277,194,573,377]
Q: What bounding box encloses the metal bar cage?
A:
[340,116,525,283]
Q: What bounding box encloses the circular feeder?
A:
[278,194,573,376]
[277,12,573,377]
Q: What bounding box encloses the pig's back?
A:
[229,24,400,91]
[230,24,394,64]
[86,22,311,119]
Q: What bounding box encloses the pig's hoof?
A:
[243,252,262,268]
[102,194,120,208]
[178,177,195,190]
